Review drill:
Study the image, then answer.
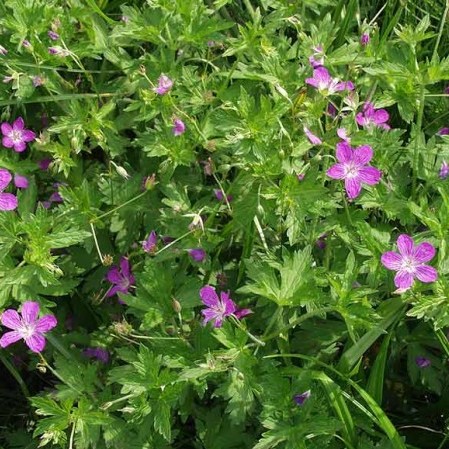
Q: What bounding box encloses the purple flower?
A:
[293,390,311,406]
[142,231,157,254]
[381,234,438,291]
[48,30,59,40]
[153,75,173,95]
[14,174,29,189]
[316,233,327,250]
[415,356,431,368]
[83,347,109,363]
[306,67,354,95]
[360,33,370,46]
[38,158,52,170]
[0,169,18,210]
[32,75,45,87]
[1,117,36,152]
[188,248,206,262]
[0,45,8,55]
[337,128,351,143]
[172,118,186,136]
[304,127,322,145]
[49,191,63,203]
[0,301,57,353]
[438,127,449,136]
[297,173,305,181]
[326,141,382,199]
[48,46,68,56]
[356,102,390,130]
[106,257,135,297]
[199,285,252,328]
[440,161,449,179]
[327,103,337,117]
[214,189,233,202]
[22,40,31,48]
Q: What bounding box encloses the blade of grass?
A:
[366,334,391,404]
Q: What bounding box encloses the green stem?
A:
[154,229,196,256]
[90,222,104,263]
[230,316,265,346]
[412,85,425,199]
[432,0,449,61]
[263,307,335,342]
[0,351,30,398]
[92,190,148,222]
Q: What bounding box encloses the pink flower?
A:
[188,248,206,262]
[306,67,354,95]
[303,127,322,145]
[142,231,157,253]
[1,117,36,152]
[438,127,449,136]
[153,75,173,95]
[14,174,29,189]
[106,257,135,297]
[172,118,186,136]
[0,301,57,353]
[381,234,438,291]
[440,161,449,179]
[360,33,370,46]
[326,142,381,199]
[200,285,252,328]
[309,44,324,68]
[0,169,18,210]
[356,102,390,130]
[48,30,59,40]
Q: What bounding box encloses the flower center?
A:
[344,162,359,179]
[119,276,130,291]
[19,323,36,339]
[11,130,22,143]
[401,257,416,273]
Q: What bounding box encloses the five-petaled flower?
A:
[0,301,57,353]
[1,117,36,152]
[306,67,354,95]
[381,234,438,291]
[326,141,382,199]
[200,285,252,328]
[0,169,18,210]
[106,257,135,297]
[154,75,173,95]
[356,102,390,130]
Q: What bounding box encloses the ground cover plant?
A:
[1,0,449,448]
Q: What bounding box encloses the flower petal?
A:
[13,141,26,152]
[394,270,414,290]
[355,112,367,126]
[2,136,14,148]
[119,257,130,276]
[199,285,219,307]
[1,309,21,330]
[415,265,438,283]
[13,117,25,131]
[220,291,236,315]
[413,242,436,264]
[107,285,121,297]
[305,77,319,88]
[235,308,252,319]
[22,130,36,142]
[397,234,414,257]
[25,333,46,353]
[345,178,362,199]
[336,141,352,163]
[0,193,18,211]
[106,267,122,284]
[201,308,218,325]
[326,163,345,179]
[21,301,40,325]
[35,315,57,333]
[353,145,373,165]
[0,169,12,191]
[14,174,29,189]
[0,330,22,348]
[1,122,12,136]
[374,109,389,124]
[381,251,402,270]
[358,166,381,185]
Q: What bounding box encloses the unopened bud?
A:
[112,320,133,336]
[143,173,157,190]
[172,298,182,313]
[102,254,113,266]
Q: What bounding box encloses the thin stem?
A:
[212,173,232,212]
[129,334,182,340]
[343,193,354,226]
[412,85,425,199]
[432,0,449,61]
[230,316,265,346]
[92,190,148,222]
[101,393,137,410]
[90,222,104,264]
[253,216,269,253]
[154,229,196,256]
[435,328,449,358]
[69,419,76,449]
